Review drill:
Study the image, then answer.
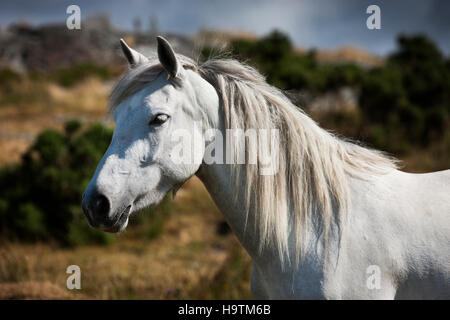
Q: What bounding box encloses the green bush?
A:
[224,30,449,153]
[0,120,114,245]
[131,195,173,241]
[15,203,47,239]
[360,34,450,150]
[51,64,112,87]
[0,68,21,88]
[360,64,407,123]
[226,31,365,93]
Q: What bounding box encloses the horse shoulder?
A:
[324,171,416,298]
[337,169,450,299]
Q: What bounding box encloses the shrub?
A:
[227,30,449,153]
[131,195,173,241]
[0,120,114,245]
[360,35,450,149]
[15,203,47,239]
[0,68,21,89]
[52,64,112,87]
[360,64,407,123]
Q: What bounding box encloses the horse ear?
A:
[120,38,149,68]
[156,36,180,78]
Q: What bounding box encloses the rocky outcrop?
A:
[0,16,195,73]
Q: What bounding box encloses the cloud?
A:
[0,0,448,55]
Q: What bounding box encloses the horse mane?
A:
[109,54,399,265]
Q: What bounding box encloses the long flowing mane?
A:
[110,54,399,265]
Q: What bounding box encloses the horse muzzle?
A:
[82,189,132,233]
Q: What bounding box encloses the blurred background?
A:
[0,0,448,299]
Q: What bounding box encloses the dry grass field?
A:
[0,78,110,165]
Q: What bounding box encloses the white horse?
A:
[82,36,450,299]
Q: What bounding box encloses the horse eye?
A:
[149,114,170,126]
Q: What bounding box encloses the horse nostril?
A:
[93,193,110,218]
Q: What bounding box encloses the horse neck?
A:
[195,108,332,267]
[196,160,262,257]
[195,99,265,258]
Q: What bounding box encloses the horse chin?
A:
[102,216,129,233]
[101,192,165,233]
[101,205,131,233]
[133,191,167,212]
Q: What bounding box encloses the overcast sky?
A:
[1,0,449,55]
